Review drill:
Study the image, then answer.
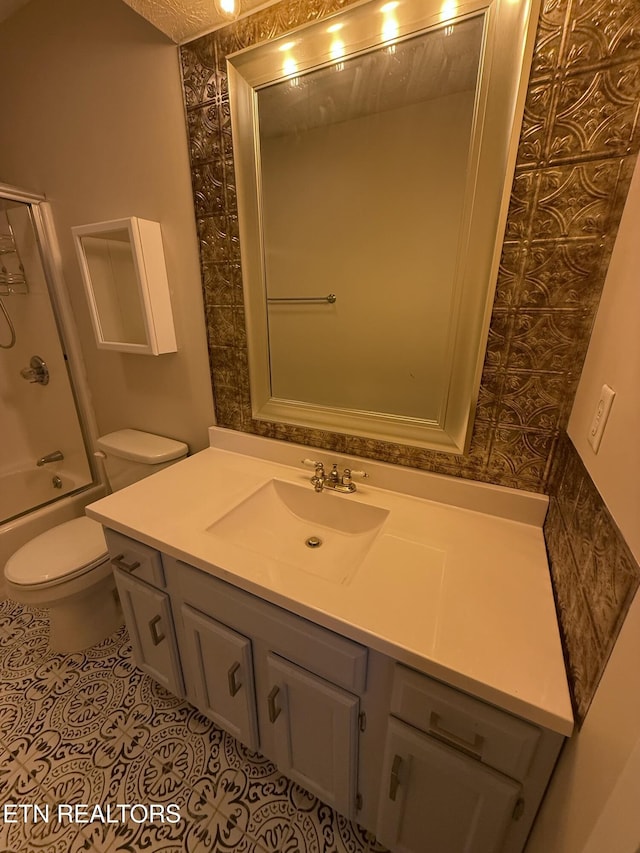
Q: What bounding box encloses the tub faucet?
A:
[37,450,64,466]
[20,355,50,385]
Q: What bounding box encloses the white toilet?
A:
[4,429,188,653]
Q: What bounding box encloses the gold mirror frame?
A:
[228,0,541,453]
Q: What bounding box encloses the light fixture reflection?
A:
[440,0,457,22]
[214,0,240,20]
[380,1,399,45]
[381,17,399,43]
[330,38,345,60]
[282,55,298,83]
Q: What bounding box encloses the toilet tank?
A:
[95,429,189,492]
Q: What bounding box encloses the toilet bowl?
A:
[4,429,188,653]
[4,517,117,652]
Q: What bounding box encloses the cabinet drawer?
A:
[105,529,165,588]
[391,665,539,781]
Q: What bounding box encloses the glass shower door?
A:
[0,196,93,524]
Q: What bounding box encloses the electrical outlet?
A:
[587,384,616,453]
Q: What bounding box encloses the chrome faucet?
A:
[37,450,64,466]
[302,459,368,493]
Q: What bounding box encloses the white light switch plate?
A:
[587,384,616,453]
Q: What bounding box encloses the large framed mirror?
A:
[228,0,540,453]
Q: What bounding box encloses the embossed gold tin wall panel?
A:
[180,0,640,492]
[545,434,640,724]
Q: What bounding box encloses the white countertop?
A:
[86,428,574,737]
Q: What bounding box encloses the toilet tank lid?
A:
[96,429,189,464]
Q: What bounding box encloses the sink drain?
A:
[305,536,323,549]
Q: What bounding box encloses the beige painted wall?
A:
[526,592,640,853]
[526,159,640,852]
[0,0,214,453]
[567,158,640,564]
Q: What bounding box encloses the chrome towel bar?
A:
[267,293,336,304]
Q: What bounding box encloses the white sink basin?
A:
[207,478,389,584]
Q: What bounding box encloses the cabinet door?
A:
[377,718,521,853]
[265,653,359,818]
[115,569,183,696]
[180,605,259,751]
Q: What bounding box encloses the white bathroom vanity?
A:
[86,427,573,853]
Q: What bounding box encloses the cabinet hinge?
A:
[356,793,363,811]
[358,712,367,732]
[512,798,525,821]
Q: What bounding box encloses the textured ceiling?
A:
[120,0,276,43]
[0,0,277,42]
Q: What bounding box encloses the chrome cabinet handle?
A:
[429,712,485,758]
[149,615,164,646]
[228,662,242,697]
[267,685,281,723]
[389,754,402,801]
[111,554,141,573]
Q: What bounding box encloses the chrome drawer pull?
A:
[389,754,402,801]
[149,615,164,646]
[267,685,281,723]
[429,712,485,758]
[111,554,141,573]
[228,662,242,697]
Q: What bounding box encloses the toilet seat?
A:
[5,517,108,589]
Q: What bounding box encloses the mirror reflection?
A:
[260,18,482,420]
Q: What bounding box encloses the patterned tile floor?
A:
[0,599,386,853]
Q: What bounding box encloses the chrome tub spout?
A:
[37,450,64,466]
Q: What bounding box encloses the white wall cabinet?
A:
[105,530,564,853]
[72,217,177,355]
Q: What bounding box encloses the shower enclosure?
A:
[0,184,102,578]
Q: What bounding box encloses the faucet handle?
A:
[345,468,368,479]
[302,459,326,492]
[302,458,325,476]
[301,458,323,469]
[341,467,368,490]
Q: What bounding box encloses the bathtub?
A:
[0,467,84,523]
[0,468,105,596]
